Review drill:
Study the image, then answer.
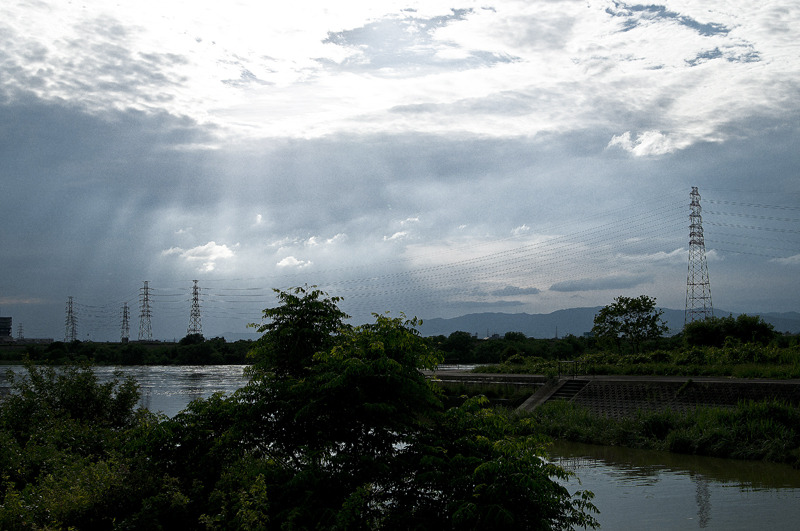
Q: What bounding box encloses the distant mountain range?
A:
[219,308,800,342]
[416,308,800,338]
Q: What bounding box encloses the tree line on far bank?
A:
[0,335,253,365]
[2,295,794,369]
[433,304,793,366]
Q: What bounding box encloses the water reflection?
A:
[550,440,800,530]
[696,476,710,528]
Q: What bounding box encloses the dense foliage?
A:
[430,331,600,365]
[683,314,777,347]
[0,287,598,530]
[0,336,253,365]
[476,341,800,379]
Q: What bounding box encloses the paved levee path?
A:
[426,371,800,418]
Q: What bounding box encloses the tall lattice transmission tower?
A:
[685,187,713,324]
[121,302,130,343]
[188,280,202,336]
[139,281,153,341]
[65,296,77,342]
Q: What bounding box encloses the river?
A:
[3,364,800,528]
[550,440,800,530]
[1,364,250,417]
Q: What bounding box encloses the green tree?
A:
[233,288,597,528]
[247,285,350,378]
[592,295,669,352]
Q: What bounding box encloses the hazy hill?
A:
[417,308,800,338]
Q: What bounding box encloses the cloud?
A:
[321,9,516,75]
[304,233,347,247]
[384,231,409,241]
[607,131,684,156]
[276,256,312,268]
[511,224,530,236]
[0,297,45,305]
[447,299,528,311]
[326,233,347,244]
[161,241,234,272]
[773,254,800,265]
[1,1,799,341]
[618,248,686,264]
[490,285,541,297]
[549,275,653,292]
[605,2,731,37]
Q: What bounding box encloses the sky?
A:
[1,0,798,341]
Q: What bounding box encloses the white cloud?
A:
[326,233,347,244]
[607,131,684,157]
[161,241,234,272]
[512,224,530,236]
[384,231,408,241]
[276,256,312,268]
[2,0,797,146]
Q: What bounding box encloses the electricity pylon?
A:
[121,302,130,342]
[685,187,713,324]
[65,296,77,342]
[139,281,153,341]
[188,280,202,336]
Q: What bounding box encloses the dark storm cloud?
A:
[490,286,542,297]
[0,96,214,280]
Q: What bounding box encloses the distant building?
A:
[0,317,11,342]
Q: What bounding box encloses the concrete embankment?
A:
[427,371,800,418]
[520,375,800,418]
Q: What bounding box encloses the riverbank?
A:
[427,371,800,466]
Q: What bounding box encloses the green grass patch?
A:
[529,399,800,467]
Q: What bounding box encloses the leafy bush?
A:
[684,314,776,348]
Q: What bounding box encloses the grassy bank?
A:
[529,399,800,467]
[475,342,800,379]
